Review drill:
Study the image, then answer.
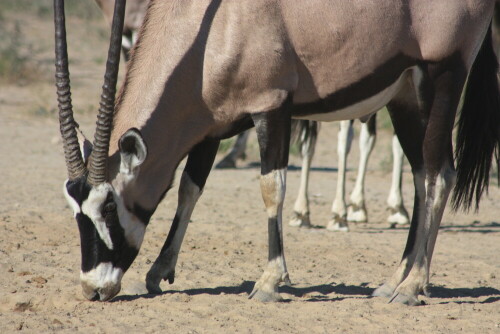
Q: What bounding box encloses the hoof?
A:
[145,269,175,294]
[215,157,237,169]
[387,208,410,225]
[389,292,423,306]
[145,279,163,295]
[326,220,349,232]
[347,204,368,222]
[372,283,395,298]
[289,212,312,228]
[249,288,283,302]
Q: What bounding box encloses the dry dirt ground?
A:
[0,4,499,334]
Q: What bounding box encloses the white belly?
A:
[294,68,413,122]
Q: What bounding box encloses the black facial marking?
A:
[65,177,140,273]
[66,177,91,207]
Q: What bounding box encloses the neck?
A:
[108,0,218,215]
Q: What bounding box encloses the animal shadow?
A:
[112,281,373,303]
[429,285,500,305]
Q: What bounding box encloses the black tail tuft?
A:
[452,24,500,211]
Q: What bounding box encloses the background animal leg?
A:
[249,108,292,302]
[348,116,376,222]
[146,139,220,294]
[328,120,353,231]
[215,130,250,168]
[290,121,318,227]
[387,134,410,226]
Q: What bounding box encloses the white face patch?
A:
[81,183,115,250]
[63,180,81,217]
[80,262,123,292]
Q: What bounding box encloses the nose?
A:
[81,281,121,301]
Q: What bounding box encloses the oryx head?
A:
[54,0,146,301]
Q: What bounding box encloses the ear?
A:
[119,128,148,176]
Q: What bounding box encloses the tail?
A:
[452,24,500,211]
[290,120,320,157]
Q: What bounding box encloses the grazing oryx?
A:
[94,0,148,61]
[287,117,409,231]
[54,0,499,305]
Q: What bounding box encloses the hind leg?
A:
[215,131,250,168]
[348,116,376,222]
[290,121,319,227]
[146,139,220,293]
[387,134,410,226]
[328,120,354,231]
[374,64,465,305]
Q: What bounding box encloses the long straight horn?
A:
[87,0,127,186]
[54,0,87,180]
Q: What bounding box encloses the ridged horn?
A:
[87,0,127,186]
[54,0,87,180]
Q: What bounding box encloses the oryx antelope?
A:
[287,117,409,231]
[94,0,148,61]
[55,0,500,305]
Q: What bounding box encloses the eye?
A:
[103,202,117,214]
[103,202,118,228]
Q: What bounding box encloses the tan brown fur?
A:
[108,0,493,212]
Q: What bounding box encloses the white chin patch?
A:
[63,180,81,217]
[80,262,123,289]
[81,183,115,250]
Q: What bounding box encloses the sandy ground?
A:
[0,6,499,334]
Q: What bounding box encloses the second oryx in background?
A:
[218,116,409,231]
[94,0,148,61]
[287,116,409,231]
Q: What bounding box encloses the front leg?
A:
[146,139,219,294]
[249,107,292,302]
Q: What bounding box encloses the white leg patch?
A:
[81,183,114,250]
[260,169,286,217]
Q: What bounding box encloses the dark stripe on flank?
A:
[292,54,416,117]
